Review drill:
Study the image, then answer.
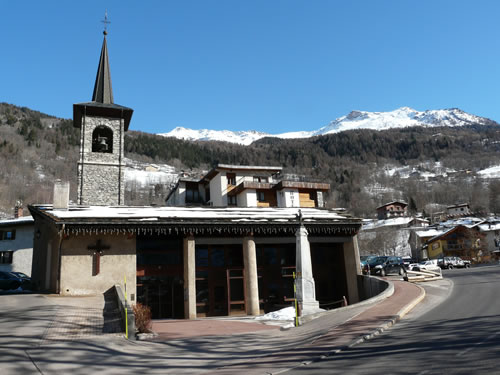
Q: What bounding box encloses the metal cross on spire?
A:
[101,10,111,35]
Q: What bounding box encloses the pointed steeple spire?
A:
[92,32,114,104]
[74,13,133,131]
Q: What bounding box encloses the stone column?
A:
[343,235,360,304]
[183,235,196,319]
[243,235,260,316]
[295,224,320,315]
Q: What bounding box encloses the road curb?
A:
[348,283,426,346]
[293,282,427,370]
[213,281,426,374]
[297,278,395,325]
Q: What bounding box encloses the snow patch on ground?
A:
[255,306,296,321]
[478,165,500,179]
[123,158,178,188]
[383,162,456,180]
[363,183,399,196]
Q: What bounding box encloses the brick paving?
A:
[27,280,425,375]
[152,318,280,340]
[39,294,122,345]
[204,280,424,374]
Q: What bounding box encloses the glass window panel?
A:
[230,279,244,301]
[196,248,209,266]
[196,280,209,303]
[229,269,243,277]
[196,270,208,280]
[137,252,181,265]
[211,248,225,267]
[214,285,225,302]
[264,247,277,265]
[226,247,243,267]
[281,246,295,266]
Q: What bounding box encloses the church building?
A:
[29,29,363,320]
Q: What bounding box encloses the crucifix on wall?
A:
[88,239,110,276]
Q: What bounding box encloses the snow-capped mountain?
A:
[160,127,270,146]
[159,107,496,145]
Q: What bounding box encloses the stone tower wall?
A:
[77,116,125,205]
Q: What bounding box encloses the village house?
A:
[424,224,485,261]
[29,29,363,320]
[376,201,408,220]
[475,218,500,260]
[447,203,471,217]
[358,216,429,258]
[166,164,330,209]
[408,228,443,260]
[0,205,34,276]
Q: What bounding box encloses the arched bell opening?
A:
[92,125,113,153]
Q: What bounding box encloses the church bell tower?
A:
[73,26,133,206]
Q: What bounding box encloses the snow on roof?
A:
[439,217,483,227]
[362,216,414,230]
[217,164,283,171]
[477,223,500,232]
[35,205,351,223]
[426,226,460,242]
[0,216,34,227]
[415,229,444,238]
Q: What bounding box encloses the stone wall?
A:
[78,164,124,206]
[77,116,125,205]
[357,274,390,301]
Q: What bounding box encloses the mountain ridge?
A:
[159,107,498,145]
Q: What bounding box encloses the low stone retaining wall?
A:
[357,274,390,301]
[114,284,136,339]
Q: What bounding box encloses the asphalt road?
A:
[0,293,58,374]
[287,264,500,375]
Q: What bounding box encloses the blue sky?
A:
[2,1,500,134]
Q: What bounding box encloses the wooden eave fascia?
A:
[216,165,282,173]
[50,217,361,237]
[273,181,330,191]
[228,181,272,196]
[28,204,362,237]
[201,168,219,184]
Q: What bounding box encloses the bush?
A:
[133,303,152,333]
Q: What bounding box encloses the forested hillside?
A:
[126,125,500,216]
[1,102,500,218]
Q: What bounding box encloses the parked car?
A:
[438,256,471,269]
[408,259,441,272]
[402,257,413,269]
[367,256,406,277]
[360,255,378,267]
[360,255,378,275]
[0,271,21,290]
[9,272,34,290]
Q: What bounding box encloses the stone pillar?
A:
[243,235,260,316]
[295,224,320,315]
[343,235,361,304]
[183,235,196,319]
